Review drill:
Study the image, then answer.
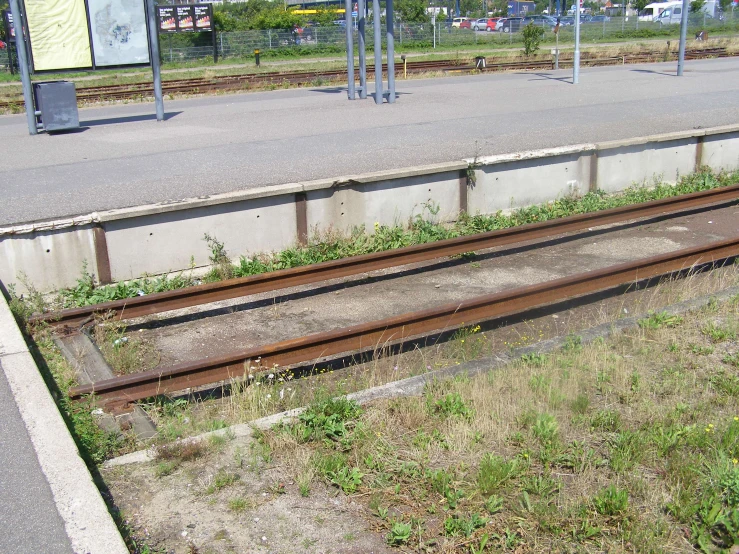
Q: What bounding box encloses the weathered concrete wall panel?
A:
[0,226,96,292]
[104,196,297,281]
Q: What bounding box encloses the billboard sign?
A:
[158,4,212,33]
[21,0,152,71]
[89,0,150,67]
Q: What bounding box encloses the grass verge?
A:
[254,295,739,552]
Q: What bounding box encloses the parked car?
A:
[459,18,472,29]
[486,17,502,30]
[0,40,5,49]
[472,17,501,31]
[586,15,610,22]
[451,17,468,28]
[472,18,487,30]
[523,14,557,27]
[499,17,524,32]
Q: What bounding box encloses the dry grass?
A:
[257,291,739,552]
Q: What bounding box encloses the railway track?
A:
[35,183,739,332]
[37,184,739,411]
[0,47,730,109]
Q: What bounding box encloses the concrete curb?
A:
[0,291,128,554]
[5,123,739,237]
[103,284,739,469]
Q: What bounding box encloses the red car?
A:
[0,40,6,49]
[459,19,472,29]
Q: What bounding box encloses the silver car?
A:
[473,18,488,30]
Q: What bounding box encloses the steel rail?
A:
[69,236,739,409]
[33,183,739,332]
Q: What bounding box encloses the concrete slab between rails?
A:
[0,290,129,554]
[103,284,739,469]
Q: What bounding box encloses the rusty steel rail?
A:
[69,236,739,409]
[33,183,739,332]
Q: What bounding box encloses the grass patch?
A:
[255,293,739,552]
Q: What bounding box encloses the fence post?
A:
[269,29,272,49]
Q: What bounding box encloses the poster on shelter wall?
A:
[88,0,150,67]
[24,0,93,70]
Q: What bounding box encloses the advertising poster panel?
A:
[3,10,15,41]
[157,5,176,32]
[194,5,212,31]
[176,5,194,31]
[88,0,150,66]
[25,0,93,70]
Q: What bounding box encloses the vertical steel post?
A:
[386,0,395,103]
[345,0,355,99]
[146,0,164,121]
[677,0,689,76]
[573,0,580,84]
[212,29,218,63]
[358,0,367,98]
[8,0,36,135]
[372,0,383,104]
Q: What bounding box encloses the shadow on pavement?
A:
[630,69,676,76]
[525,72,573,83]
[80,111,183,127]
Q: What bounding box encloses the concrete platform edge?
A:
[4,123,739,292]
[103,284,739,469]
[0,291,129,554]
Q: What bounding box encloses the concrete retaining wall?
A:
[3,124,739,293]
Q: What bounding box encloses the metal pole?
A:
[677,0,689,75]
[358,0,367,98]
[386,0,395,103]
[372,0,383,104]
[555,26,559,69]
[212,29,218,63]
[345,0,355,99]
[573,0,580,84]
[146,0,164,121]
[8,0,36,135]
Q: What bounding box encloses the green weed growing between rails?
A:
[32,167,739,309]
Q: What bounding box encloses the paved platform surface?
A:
[0,362,74,554]
[0,56,737,226]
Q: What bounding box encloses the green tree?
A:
[522,21,544,55]
[491,0,509,15]
[395,0,431,23]
[689,0,705,12]
[313,8,338,26]
[632,0,650,13]
[250,8,304,31]
[460,0,484,16]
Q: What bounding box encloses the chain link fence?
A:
[2,14,739,70]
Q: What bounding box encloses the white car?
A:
[451,17,468,28]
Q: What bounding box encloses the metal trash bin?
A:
[475,56,486,69]
[33,81,79,133]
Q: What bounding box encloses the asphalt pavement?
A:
[0,56,737,226]
[0,362,74,554]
